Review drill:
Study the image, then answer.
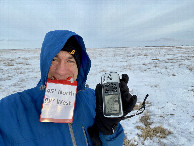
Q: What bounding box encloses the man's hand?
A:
[94,84,121,135]
[94,74,137,135]
[120,74,137,116]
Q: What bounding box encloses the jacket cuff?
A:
[99,123,125,145]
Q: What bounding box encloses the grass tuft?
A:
[136,112,173,142]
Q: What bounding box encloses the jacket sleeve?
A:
[99,123,125,146]
[0,132,5,146]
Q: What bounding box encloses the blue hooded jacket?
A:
[0,30,125,146]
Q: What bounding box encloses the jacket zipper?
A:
[68,123,77,146]
[82,126,89,146]
[68,124,89,146]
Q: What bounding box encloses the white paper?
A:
[40,82,77,123]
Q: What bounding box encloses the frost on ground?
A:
[0,46,194,145]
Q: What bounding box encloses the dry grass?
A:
[5,62,14,66]
[100,69,106,72]
[123,135,131,146]
[123,102,153,145]
[123,134,138,146]
[136,112,173,143]
[151,58,159,61]
[186,65,193,71]
[172,73,176,76]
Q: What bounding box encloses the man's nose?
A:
[55,61,69,75]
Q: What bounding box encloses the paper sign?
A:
[40,78,77,123]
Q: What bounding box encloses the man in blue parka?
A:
[0,30,137,146]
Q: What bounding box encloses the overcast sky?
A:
[0,0,194,49]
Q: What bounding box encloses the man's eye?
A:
[52,58,56,61]
[67,60,75,63]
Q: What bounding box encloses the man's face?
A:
[48,51,78,81]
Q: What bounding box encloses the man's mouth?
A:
[51,76,56,80]
[50,76,73,81]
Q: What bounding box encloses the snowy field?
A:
[0,46,194,145]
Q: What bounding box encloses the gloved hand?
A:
[93,74,137,135]
[87,84,121,145]
[120,74,137,116]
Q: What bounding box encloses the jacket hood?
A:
[39,30,91,91]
